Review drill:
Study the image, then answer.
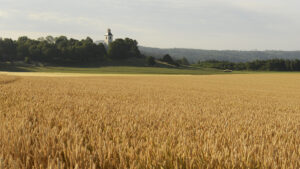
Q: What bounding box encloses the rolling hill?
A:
[139,46,300,63]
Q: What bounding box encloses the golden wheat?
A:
[0,73,300,169]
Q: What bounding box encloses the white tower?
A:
[104,28,113,45]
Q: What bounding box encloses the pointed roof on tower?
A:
[105,28,113,36]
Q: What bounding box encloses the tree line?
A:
[2,36,299,71]
[197,59,300,71]
[0,36,141,65]
[139,46,300,63]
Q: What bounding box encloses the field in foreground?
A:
[1,74,300,168]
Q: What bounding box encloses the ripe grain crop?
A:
[0,74,300,169]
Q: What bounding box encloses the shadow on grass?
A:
[0,63,32,72]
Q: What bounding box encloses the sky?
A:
[0,0,299,50]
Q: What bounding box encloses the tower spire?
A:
[104,28,113,45]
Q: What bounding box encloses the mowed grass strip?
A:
[0,74,300,168]
[0,64,234,75]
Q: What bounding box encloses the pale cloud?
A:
[27,12,107,27]
[0,10,9,18]
[0,0,300,50]
[230,0,300,14]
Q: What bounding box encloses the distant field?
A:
[30,66,228,74]
[1,74,300,168]
[0,62,244,75]
[2,62,297,76]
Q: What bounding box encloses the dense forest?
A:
[197,59,300,71]
[1,36,300,71]
[139,46,300,63]
[0,36,141,65]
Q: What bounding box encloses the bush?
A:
[24,57,31,64]
[146,56,156,66]
[162,54,179,67]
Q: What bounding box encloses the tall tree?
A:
[108,38,141,60]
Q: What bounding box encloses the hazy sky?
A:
[0,0,299,50]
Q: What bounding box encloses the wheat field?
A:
[1,73,300,169]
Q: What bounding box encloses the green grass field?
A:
[0,62,247,75]
[24,66,230,75]
[2,62,297,75]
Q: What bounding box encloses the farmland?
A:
[0,62,232,75]
[1,73,300,168]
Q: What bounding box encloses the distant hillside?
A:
[139,46,300,63]
[95,40,105,44]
